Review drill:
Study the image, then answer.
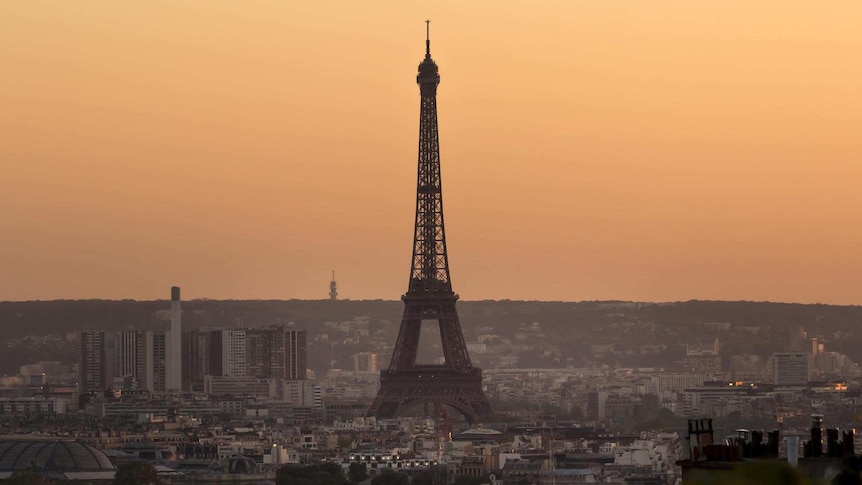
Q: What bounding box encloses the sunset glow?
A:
[2,1,862,303]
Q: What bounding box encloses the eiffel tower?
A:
[368,22,492,424]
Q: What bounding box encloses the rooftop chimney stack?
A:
[843,430,856,456]
[167,286,182,391]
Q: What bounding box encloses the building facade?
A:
[145,331,166,393]
[773,352,810,386]
[78,330,106,395]
[247,327,287,379]
[353,352,379,373]
[166,286,182,391]
[182,330,210,392]
[286,330,306,380]
[222,330,247,378]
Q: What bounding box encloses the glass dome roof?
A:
[0,440,115,472]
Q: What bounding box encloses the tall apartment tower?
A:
[166,286,182,391]
[182,330,210,392]
[78,330,106,395]
[110,331,146,389]
[247,327,286,379]
[207,330,224,377]
[286,330,307,380]
[144,331,167,393]
[222,330,247,377]
[354,352,380,373]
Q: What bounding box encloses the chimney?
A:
[167,286,182,391]
[826,428,840,458]
[843,430,856,456]
[808,414,824,457]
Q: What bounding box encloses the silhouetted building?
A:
[353,352,379,373]
[286,330,307,380]
[198,329,247,378]
[207,329,223,377]
[108,330,145,390]
[144,330,166,392]
[679,416,856,484]
[773,352,809,386]
[78,330,106,396]
[788,325,807,352]
[247,327,287,379]
[222,330,247,377]
[182,329,209,392]
[585,391,609,420]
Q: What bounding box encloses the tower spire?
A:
[425,20,431,58]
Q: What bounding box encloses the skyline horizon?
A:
[3,2,862,304]
[3,292,862,308]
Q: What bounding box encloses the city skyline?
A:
[3,2,862,304]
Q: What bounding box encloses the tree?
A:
[6,469,52,485]
[348,462,368,484]
[276,463,349,485]
[113,461,162,485]
[370,469,409,485]
[320,462,347,478]
[453,476,486,485]
[834,471,862,485]
[688,461,811,485]
[833,455,862,485]
[411,469,439,485]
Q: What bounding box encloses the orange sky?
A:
[2,1,862,303]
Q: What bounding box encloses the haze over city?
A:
[3,1,862,303]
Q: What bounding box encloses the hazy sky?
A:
[2,1,862,303]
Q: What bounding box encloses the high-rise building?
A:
[773,352,810,386]
[811,337,824,357]
[110,331,145,390]
[788,325,807,352]
[182,330,210,392]
[207,330,224,377]
[353,352,379,373]
[247,327,286,379]
[166,286,182,391]
[78,330,106,395]
[286,330,307,380]
[185,326,309,399]
[144,331,166,393]
[222,330,247,378]
[102,332,117,389]
[245,327,307,380]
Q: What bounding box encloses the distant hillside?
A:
[1,299,861,377]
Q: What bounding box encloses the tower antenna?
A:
[425,20,431,57]
[329,270,338,300]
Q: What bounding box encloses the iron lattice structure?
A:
[368,25,493,424]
